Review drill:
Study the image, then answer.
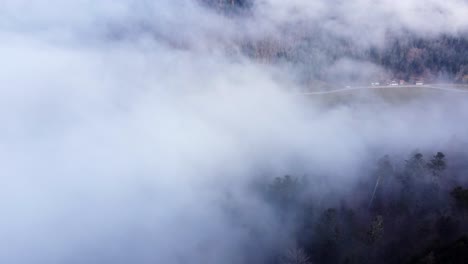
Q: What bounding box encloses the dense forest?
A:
[248,150,468,264]
[201,0,468,85]
[369,35,468,83]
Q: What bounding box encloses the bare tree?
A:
[281,247,312,264]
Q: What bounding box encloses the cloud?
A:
[0,1,467,263]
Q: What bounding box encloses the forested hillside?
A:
[370,35,468,83]
[255,150,468,264]
[202,0,468,85]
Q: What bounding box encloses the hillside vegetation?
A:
[202,0,468,85]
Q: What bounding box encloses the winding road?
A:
[301,85,468,95]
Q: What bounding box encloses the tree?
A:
[367,215,384,245]
[281,247,312,264]
[267,175,303,211]
[451,186,468,211]
[427,152,447,178]
[405,153,426,178]
[397,153,427,212]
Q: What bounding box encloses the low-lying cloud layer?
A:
[1,1,468,263]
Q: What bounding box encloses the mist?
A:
[1,1,468,263]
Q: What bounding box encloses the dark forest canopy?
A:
[257,151,468,264]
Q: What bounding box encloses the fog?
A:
[1,1,468,263]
